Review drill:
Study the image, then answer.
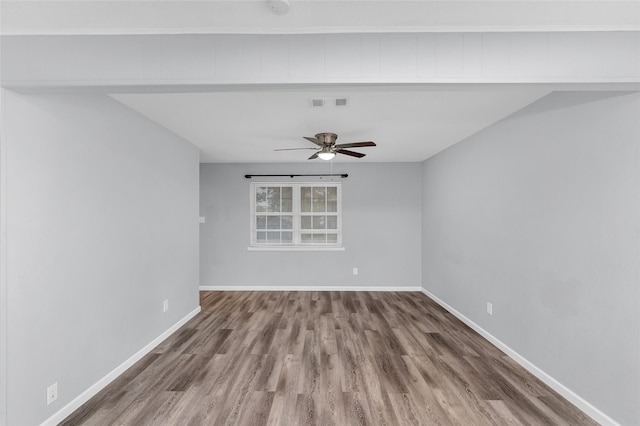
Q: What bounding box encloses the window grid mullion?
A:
[251,182,341,247]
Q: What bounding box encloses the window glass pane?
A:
[301,187,311,212]
[256,187,267,212]
[267,231,280,243]
[326,216,337,229]
[313,216,326,229]
[301,216,311,229]
[312,187,326,212]
[327,187,337,212]
[327,186,337,200]
[257,231,266,243]
[301,233,313,243]
[313,234,326,243]
[256,216,266,229]
[267,216,280,229]
[327,233,338,243]
[281,215,292,230]
[282,232,293,243]
[267,187,280,212]
[281,187,292,212]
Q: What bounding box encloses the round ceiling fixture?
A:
[267,0,291,15]
[318,146,336,161]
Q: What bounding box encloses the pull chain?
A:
[330,157,333,181]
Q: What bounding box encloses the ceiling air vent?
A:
[309,97,348,108]
[334,97,348,107]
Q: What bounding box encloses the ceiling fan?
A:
[275,132,376,160]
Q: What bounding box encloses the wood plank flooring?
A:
[60,291,598,425]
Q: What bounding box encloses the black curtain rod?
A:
[245,173,348,179]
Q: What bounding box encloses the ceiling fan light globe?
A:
[318,152,336,160]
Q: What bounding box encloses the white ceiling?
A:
[111,86,550,163]
[2,1,638,35]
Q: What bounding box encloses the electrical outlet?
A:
[352,267,358,275]
[47,382,58,405]
[163,299,169,312]
[487,302,493,315]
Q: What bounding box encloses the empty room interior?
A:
[1,1,639,425]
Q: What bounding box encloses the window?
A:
[250,182,342,248]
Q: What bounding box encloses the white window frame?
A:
[249,182,343,251]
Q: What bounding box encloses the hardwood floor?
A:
[61,291,597,425]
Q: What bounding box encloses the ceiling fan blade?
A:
[336,149,366,158]
[274,148,317,151]
[308,152,319,160]
[303,136,323,146]
[334,141,376,149]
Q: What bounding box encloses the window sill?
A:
[247,246,345,252]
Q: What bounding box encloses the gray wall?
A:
[200,162,421,288]
[2,91,200,425]
[421,91,640,425]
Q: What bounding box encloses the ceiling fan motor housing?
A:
[316,132,338,145]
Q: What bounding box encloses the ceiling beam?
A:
[2,32,639,90]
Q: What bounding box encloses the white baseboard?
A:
[40,306,201,426]
[421,288,619,426]
[199,285,422,292]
